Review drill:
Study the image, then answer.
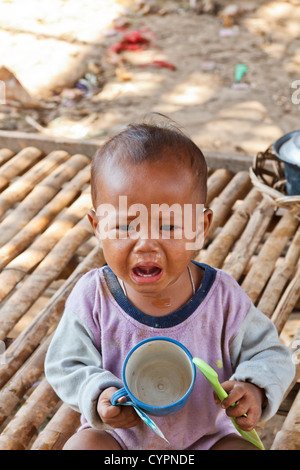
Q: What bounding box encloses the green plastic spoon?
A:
[193,358,265,450]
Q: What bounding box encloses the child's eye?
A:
[160,225,176,231]
[117,224,134,231]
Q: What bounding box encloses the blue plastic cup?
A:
[111,337,196,417]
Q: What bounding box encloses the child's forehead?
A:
[92,164,204,217]
[101,148,194,178]
[96,154,195,191]
[91,140,207,208]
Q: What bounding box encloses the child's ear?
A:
[87,209,98,231]
[186,207,213,251]
[203,208,213,238]
[87,209,103,247]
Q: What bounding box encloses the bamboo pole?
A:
[206,168,233,205]
[0,188,92,301]
[257,227,300,317]
[199,188,262,267]
[204,171,252,244]
[222,198,275,281]
[0,245,105,389]
[0,147,42,191]
[0,334,52,426]
[0,378,60,450]
[0,217,93,340]
[0,165,91,268]
[271,263,300,334]
[241,212,299,303]
[271,389,300,450]
[30,403,81,450]
[0,153,90,246]
[0,148,15,167]
[0,150,70,218]
[282,328,300,398]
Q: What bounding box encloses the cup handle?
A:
[110,388,170,444]
[110,387,130,406]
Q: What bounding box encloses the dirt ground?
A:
[0,0,299,450]
[1,0,300,158]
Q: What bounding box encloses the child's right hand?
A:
[97,387,140,428]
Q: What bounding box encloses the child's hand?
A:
[97,387,140,429]
[214,380,266,431]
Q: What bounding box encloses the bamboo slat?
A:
[0,165,90,268]
[0,153,90,246]
[271,264,300,334]
[0,188,92,301]
[258,227,300,317]
[0,147,42,191]
[241,212,299,303]
[222,198,275,281]
[271,389,300,450]
[0,245,105,390]
[30,403,81,450]
[0,150,70,218]
[199,188,262,268]
[206,168,233,205]
[0,217,93,340]
[0,334,52,427]
[0,148,15,166]
[285,328,300,397]
[204,171,252,243]
[0,378,60,450]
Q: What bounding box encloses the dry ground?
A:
[0,0,300,158]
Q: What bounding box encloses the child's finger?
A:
[99,398,122,419]
[97,387,123,419]
[219,382,244,409]
[225,398,248,418]
[118,405,141,428]
[213,381,236,405]
[117,395,127,404]
[234,410,257,431]
[213,390,221,404]
[213,391,220,405]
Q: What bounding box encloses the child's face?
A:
[88,156,212,299]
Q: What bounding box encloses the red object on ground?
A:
[109,29,152,54]
[152,60,176,70]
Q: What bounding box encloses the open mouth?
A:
[131,265,163,284]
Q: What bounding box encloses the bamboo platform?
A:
[0,135,298,450]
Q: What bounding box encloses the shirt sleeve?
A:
[44,307,123,429]
[229,303,295,422]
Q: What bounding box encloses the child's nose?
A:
[132,235,160,254]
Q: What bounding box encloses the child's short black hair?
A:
[91,120,207,206]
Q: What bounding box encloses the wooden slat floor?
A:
[0,147,298,450]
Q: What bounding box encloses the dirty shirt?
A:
[45,261,295,450]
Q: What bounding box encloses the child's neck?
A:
[120,263,203,317]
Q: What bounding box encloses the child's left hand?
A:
[214,380,266,431]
